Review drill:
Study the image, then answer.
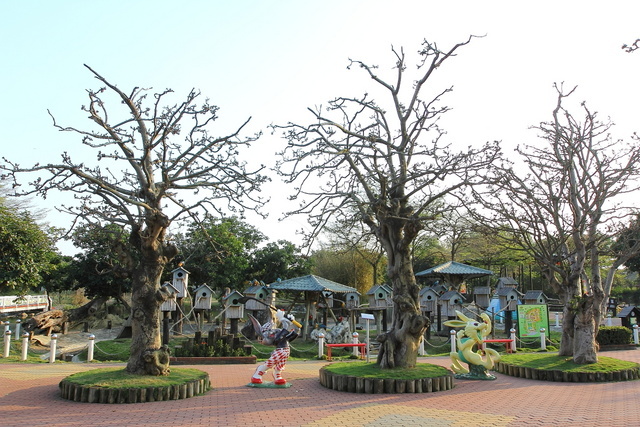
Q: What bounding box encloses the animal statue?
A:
[248,309,300,386]
[443,310,501,380]
[326,317,351,344]
[310,324,328,342]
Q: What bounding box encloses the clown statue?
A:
[249,309,300,387]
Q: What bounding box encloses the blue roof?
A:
[415,261,493,279]
[267,275,357,293]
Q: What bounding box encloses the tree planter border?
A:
[494,361,640,382]
[59,374,211,403]
[169,355,257,365]
[318,366,454,393]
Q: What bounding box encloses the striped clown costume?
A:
[251,310,299,385]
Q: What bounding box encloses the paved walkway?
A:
[1,350,639,427]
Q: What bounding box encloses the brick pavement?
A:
[1,350,639,427]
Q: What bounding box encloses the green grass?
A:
[323,361,450,379]
[63,367,208,389]
[500,353,640,373]
[0,354,49,363]
[86,338,131,361]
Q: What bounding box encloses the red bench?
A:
[325,343,367,361]
[482,339,514,353]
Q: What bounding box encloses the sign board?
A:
[360,313,374,320]
[517,304,549,338]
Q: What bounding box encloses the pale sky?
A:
[2,1,639,255]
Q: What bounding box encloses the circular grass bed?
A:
[495,353,640,382]
[59,367,211,403]
[319,361,454,393]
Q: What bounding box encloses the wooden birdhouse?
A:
[439,290,466,318]
[171,265,190,299]
[160,283,179,312]
[344,291,360,309]
[419,287,440,313]
[497,287,520,311]
[618,306,640,329]
[473,286,492,309]
[193,284,213,310]
[223,290,245,319]
[243,282,270,311]
[367,284,393,308]
[523,290,548,305]
[321,290,335,308]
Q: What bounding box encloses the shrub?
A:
[173,339,246,357]
[597,326,632,346]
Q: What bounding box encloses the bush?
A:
[173,339,247,357]
[597,326,632,346]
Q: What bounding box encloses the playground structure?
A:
[0,295,50,314]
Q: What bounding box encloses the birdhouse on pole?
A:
[366,284,393,308]
[223,290,245,319]
[419,287,441,313]
[193,284,213,310]
[171,265,190,299]
[439,290,466,319]
[344,291,360,309]
[160,283,179,312]
[523,290,549,305]
[473,286,492,309]
[243,281,270,311]
[497,287,521,312]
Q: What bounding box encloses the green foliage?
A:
[173,339,247,357]
[610,286,640,306]
[65,223,134,299]
[0,204,57,293]
[310,248,374,294]
[597,326,632,346]
[249,240,313,284]
[172,217,267,291]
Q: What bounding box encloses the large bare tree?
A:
[274,38,501,369]
[472,84,640,363]
[1,65,267,375]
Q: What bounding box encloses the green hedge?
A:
[597,326,632,346]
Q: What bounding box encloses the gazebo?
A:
[415,261,494,291]
[268,275,358,339]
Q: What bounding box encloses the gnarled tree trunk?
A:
[376,244,429,369]
[125,223,177,376]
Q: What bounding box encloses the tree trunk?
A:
[376,244,429,369]
[125,253,171,376]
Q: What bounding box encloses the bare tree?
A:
[471,84,640,364]
[273,38,501,369]
[1,65,267,375]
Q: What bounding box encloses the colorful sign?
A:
[517,304,549,338]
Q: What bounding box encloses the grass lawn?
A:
[499,353,639,373]
[323,361,450,379]
[63,367,208,388]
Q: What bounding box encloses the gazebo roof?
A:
[415,261,493,280]
[267,275,356,294]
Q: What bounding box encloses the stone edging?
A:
[494,361,640,382]
[59,375,211,403]
[319,366,454,393]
